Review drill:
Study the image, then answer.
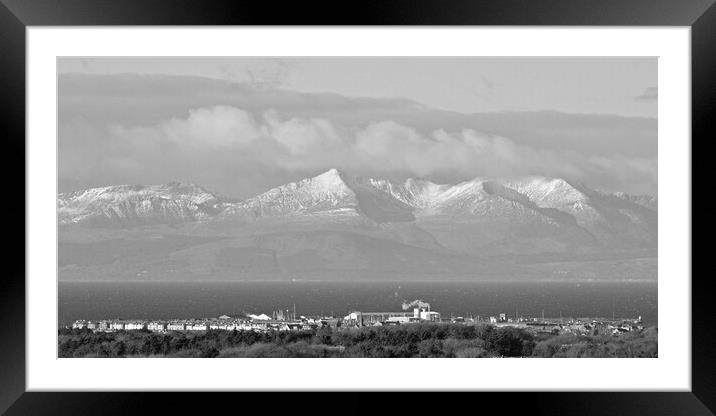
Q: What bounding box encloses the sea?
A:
[58,280,658,327]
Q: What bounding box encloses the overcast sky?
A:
[58,57,657,198]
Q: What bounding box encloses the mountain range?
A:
[58,169,657,282]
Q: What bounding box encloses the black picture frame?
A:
[1,0,711,414]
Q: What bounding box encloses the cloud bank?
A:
[63,105,657,198]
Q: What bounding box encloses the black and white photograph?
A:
[56,57,659,359]
[2,0,710,409]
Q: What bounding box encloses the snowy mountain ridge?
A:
[58,169,656,233]
[58,181,225,226]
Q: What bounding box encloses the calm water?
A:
[58,281,658,327]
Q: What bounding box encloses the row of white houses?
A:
[71,318,320,333]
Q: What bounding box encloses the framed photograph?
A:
[3,0,711,413]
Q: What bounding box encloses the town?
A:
[68,299,646,337]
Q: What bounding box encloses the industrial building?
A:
[343,300,441,326]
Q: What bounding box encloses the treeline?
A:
[58,324,657,358]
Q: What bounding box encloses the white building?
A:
[111,322,125,331]
[187,323,207,331]
[148,322,167,332]
[420,311,442,322]
[167,323,185,331]
[345,307,441,326]
[125,322,145,331]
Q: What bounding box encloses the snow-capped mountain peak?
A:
[293,168,353,197]
[500,176,587,208]
[223,169,359,219]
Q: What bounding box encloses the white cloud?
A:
[162,106,262,147]
[73,105,656,197]
[262,110,343,155]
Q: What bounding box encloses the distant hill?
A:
[58,169,657,282]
